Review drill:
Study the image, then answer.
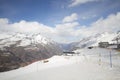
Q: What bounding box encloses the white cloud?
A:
[75,12,120,37]
[57,12,120,42]
[62,13,78,23]
[55,22,79,37]
[46,21,79,43]
[89,12,120,33]
[11,20,53,33]
[0,19,55,38]
[69,0,99,7]
[0,18,9,25]
[0,12,120,43]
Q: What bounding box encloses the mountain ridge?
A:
[0,32,62,72]
[61,31,120,51]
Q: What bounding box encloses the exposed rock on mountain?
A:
[0,32,62,72]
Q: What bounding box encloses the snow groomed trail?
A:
[0,48,120,80]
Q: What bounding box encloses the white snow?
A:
[0,48,120,80]
[0,33,12,39]
[0,32,52,47]
[94,32,117,45]
[18,39,31,46]
[75,32,118,48]
[34,35,48,44]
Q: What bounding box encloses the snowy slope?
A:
[69,32,119,50]
[0,48,120,80]
[0,32,53,48]
[0,31,62,72]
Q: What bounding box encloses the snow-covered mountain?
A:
[0,32,53,48]
[66,32,120,51]
[0,31,62,72]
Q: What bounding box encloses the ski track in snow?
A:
[0,48,120,80]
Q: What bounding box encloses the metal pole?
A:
[37,62,38,72]
[99,53,101,66]
[109,50,112,68]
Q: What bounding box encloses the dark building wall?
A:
[99,42,109,48]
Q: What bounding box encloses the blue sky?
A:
[0,0,120,43]
[0,0,120,26]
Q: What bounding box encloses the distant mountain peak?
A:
[64,31,119,51]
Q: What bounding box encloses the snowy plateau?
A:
[0,31,120,80]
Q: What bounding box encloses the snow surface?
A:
[18,39,31,46]
[34,35,48,44]
[0,32,52,48]
[76,32,118,48]
[0,48,120,80]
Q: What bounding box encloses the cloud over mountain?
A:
[0,12,120,43]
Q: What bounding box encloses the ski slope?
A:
[0,48,120,80]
